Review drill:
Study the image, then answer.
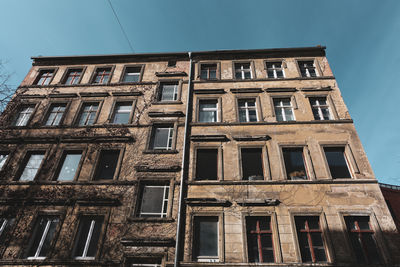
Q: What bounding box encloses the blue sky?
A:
[1,0,399,185]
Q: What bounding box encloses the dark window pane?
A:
[283,148,307,180]
[86,219,102,257]
[324,147,351,178]
[27,217,59,258]
[196,149,218,180]
[73,217,103,258]
[241,148,263,180]
[194,217,218,258]
[246,217,274,263]
[93,150,119,180]
[112,102,132,124]
[150,126,173,150]
[140,186,167,217]
[295,216,326,263]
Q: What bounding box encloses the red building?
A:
[380,183,400,230]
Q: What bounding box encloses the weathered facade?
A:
[0,47,398,266]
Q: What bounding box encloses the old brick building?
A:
[0,47,398,266]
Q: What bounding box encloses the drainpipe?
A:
[174,52,193,267]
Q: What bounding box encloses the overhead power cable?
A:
[107,0,135,53]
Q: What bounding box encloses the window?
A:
[167,60,176,67]
[246,217,274,263]
[200,64,217,80]
[138,184,169,218]
[129,258,162,267]
[111,101,133,124]
[0,218,15,243]
[45,103,66,126]
[310,97,331,120]
[73,216,103,260]
[324,147,351,178]
[238,99,258,122]
[93,150,120,180]
[14,105,35,126]
[26,216,59,260]
[195,149,218,180]
[298,61,318,77]
[122,67,142,83]
[266,61,284,78]
[234,62,252,79]
[344,216,381,264]
[19,152,45,181]
[198,100,218,122]
[193,217,219,262]
[63,68,83,85]
[241,148,263,180]
[158,82,178,101]
[92,67,111,84]
[55,151,82,181]
[273,98,294,121]
[35,70,54,85]
[295,216,327,263]
[282,148,307,180]
[76,102,99,126]
[0,153,8,170]
[149,125,174,150]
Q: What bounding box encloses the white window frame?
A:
[0,153,9,170]
[198,99,218,122]
[238,99,258,122]
[122,66,142,82]
[310,97,332,120]
[19,152,45,181]
[27,217,59,260]
[273,98,295,121]
[45,104,66,126]
[298,60,318,77]
[150,126,174,150]
[266,61,285,78]
[139,185,169,218]
[74,218,100,260]
[234,63,253,80]
[159,82,178,101]
[14,105,35,126]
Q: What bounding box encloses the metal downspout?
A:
[174,52,193,267]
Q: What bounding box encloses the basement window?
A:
[323,147,351,179]
[26,216,59,260]
[344,216,381,264]
[195,149,218,180]
[241,148,264,180]
[93,150,120,180]
[138,184,169,218]
[73,216,103,260]
[193,216,219,262]
[282,148,307,180]
[295,216,327,263]
[246,216,274,263]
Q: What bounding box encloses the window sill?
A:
[127,217,174,223]
[143,149,178,154]
[152,101,183,105]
